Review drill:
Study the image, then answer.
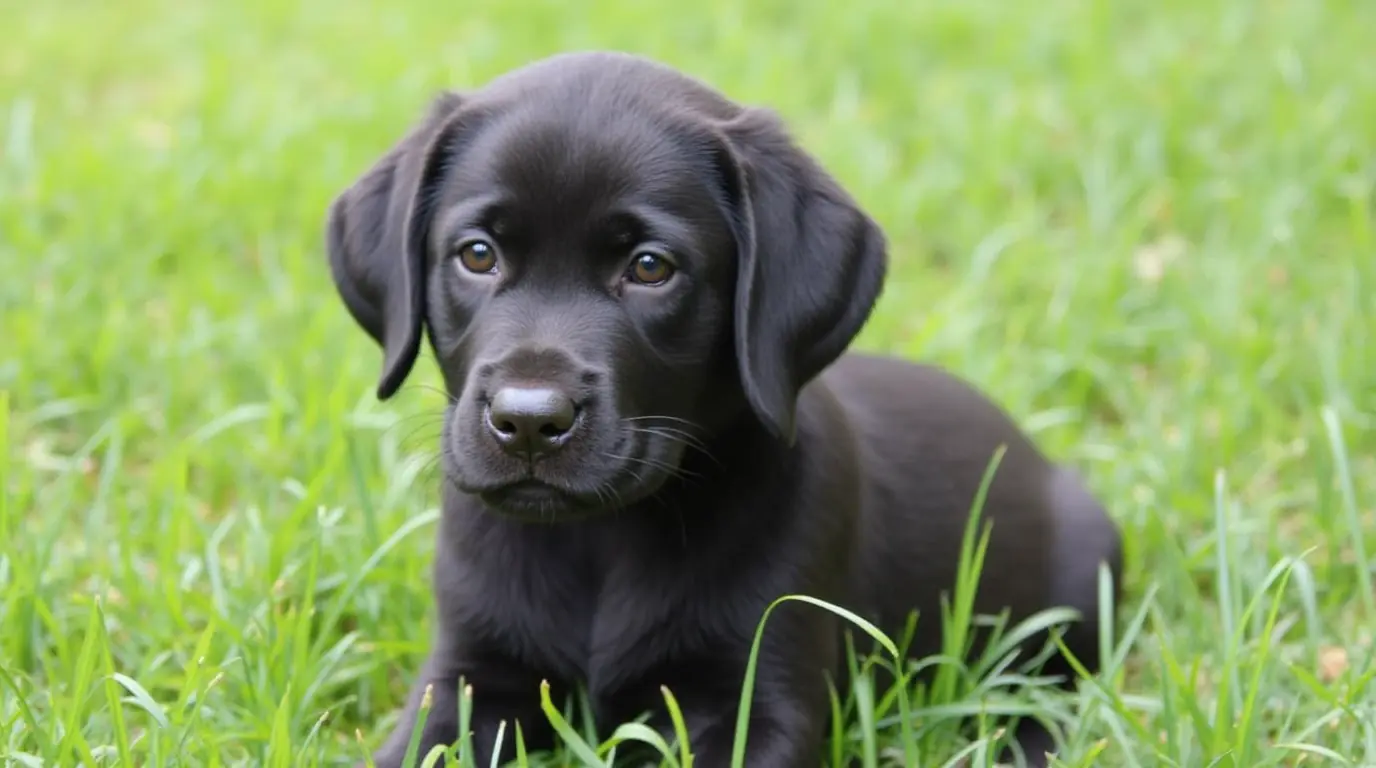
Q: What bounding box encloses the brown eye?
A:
[627,251,675,286]
[455,239,498,274]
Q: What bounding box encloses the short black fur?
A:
[325,51,1123,768]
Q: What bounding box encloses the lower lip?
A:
[500,480,559,499]
[480,480,577,515]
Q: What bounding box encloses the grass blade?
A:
[731,593,901,768]
[403,684,435,768]
[539,680,607,767]
[1321,406,1375,622]
[660,685,693,768]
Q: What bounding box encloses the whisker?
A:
[628,424,710,451]
[619,415,714,449]
[612,465,672,511]
[622,426,723,470]
[382,409,449,425]
[605,481,627,509]
[592,482,611,509]
[379,413,447,444]
[601,451,703,483]
[613,464,649,496]
[416,451,446,482]
[379,421,446,445]
[395,424,446,454]
[395,382,459,405]
[622,415,704,429]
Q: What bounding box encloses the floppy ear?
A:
[714,108,888,444]
[325,91,466,400]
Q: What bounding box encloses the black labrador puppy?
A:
[326,51,1122,768]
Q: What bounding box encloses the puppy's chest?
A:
[457,533,703,687]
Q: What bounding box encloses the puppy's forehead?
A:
[454,103,714,217]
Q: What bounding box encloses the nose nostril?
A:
[538,422,567,439]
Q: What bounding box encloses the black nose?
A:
[485,387,578,458]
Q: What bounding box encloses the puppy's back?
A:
[810,352,1110,654]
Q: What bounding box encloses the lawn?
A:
[2,0,1374,765]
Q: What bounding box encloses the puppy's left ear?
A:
[714,108,888,444]
[325,91,467,400]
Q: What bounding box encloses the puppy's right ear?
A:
[709,108,888,445]
[325,91,466,400]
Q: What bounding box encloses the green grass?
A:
[2,0,1374,764]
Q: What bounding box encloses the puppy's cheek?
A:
[445,400,496,474]
[618,309,725,420]
[646,439,688,487]
[617,428,685,497]
[427,283,486,378]
[656,435,688,465]
[441,409,474,480]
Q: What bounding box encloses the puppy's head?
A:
[326,52,886,520]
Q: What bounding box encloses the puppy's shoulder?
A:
[824,350,969,389]
[819,352,1013,428]
[811,351,1054,484]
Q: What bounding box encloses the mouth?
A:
[475,479,601,522]
[443,410,691,521]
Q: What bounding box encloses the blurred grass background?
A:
[2,0,1374,764]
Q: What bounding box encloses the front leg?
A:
[657,616,837,768]
[687,711,823,768]
[368,651,458,767]
[368,649,556,767]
